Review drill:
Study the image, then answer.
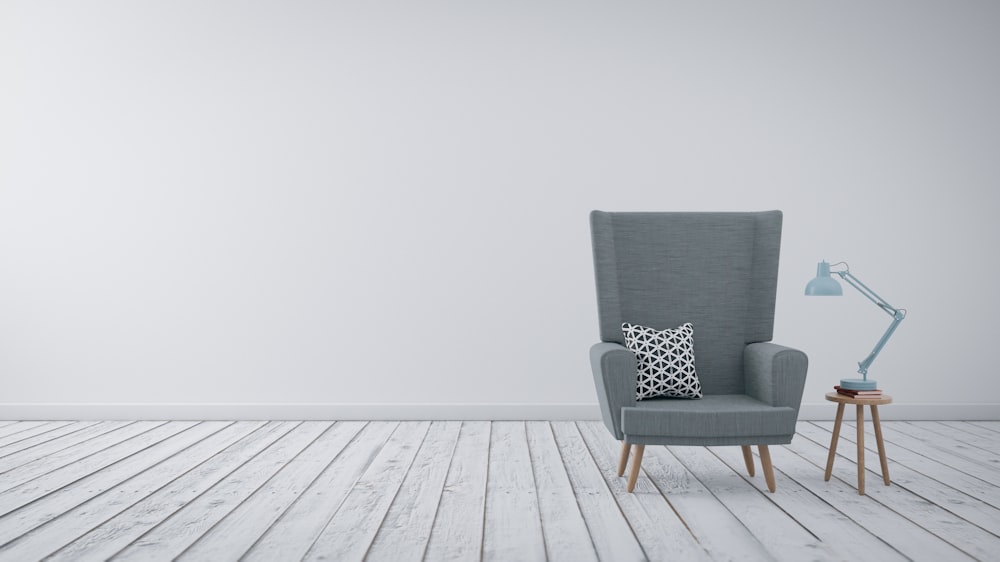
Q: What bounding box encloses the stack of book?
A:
[834,385,883,398]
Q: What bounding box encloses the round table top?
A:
[825,391,892,406]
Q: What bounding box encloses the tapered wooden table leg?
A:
[825,392,892,495]
[871,405,891,486]
[741,445,755,477]
[825,403,845,481]
[856,404,865,495]
[617,442,630,477]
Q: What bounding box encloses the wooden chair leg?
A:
[617,441,631,477]
[626,444,645,492]
[741,445,755,476]
[758,445,776,493]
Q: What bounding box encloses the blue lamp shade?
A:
[805,261,843,296]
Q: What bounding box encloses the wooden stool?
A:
[824,391,892,495]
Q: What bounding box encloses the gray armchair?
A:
[590,210,808,493]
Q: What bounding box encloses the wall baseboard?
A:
[797,402,1000,421]
[0,403,603,421]
[1,402,998,421]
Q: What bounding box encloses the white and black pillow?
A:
[622,322,703,400]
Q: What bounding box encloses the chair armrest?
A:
[591,342,638,441]
[744,342,808,415]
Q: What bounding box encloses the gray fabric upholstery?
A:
[621,395,797,445]
[590,342,636,441]
[589,210,807,447]
[744,342,808,418]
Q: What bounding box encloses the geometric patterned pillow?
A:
[622,322,703,400]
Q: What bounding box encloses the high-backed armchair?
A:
[590,210,808,492]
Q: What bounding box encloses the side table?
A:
[824,391,893,495]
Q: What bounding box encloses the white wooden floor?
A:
[0,419,998,561]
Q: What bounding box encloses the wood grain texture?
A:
[0,421,263,561]
[0,422,69,446]
[0,421,121,474]
[45,421,298,561]
[710,444,907,562]
[904,421,1000,463]
[178,421,367,561]
[241,422,397,562]
[0,421,231,547]
[303,421,431,561]
[799,423,1000,545]
[111,422,330,561]
[0,421,187,514]
[0,421,103,463]
[0,421,155,493]
[423,421,490,562]
[859,420,1000,488]
[550,422,646,561]
[525,422,599,562]
[366,420,462,562]
[481,421,546,562]
[576,421,708,562]
[670,445,830,562]
[781,425,977,561]
[637,442,773,562]
[0,419,994,561]
[813,421,1000,510]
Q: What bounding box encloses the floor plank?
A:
[832,420,1000,507]
[0,421,66,445]
[302,421,431,561]
[798,422,1000,543]
[709,444,906,562]
[782,428,977,560]
[366,420,462,562]
[969,421,1000,434]
[111,422,330,561]
[878,422,1000,487]
[45,421,298,561]
[0,422,122,474]
[178,421,367,561]
[669,445,832,561]
[0,422,189,514]
[423,421,490,562]
[576,421,708,562]
[903,421,1000,463]
[526,422,599,562]
[0,421,162,495]
[481,421,547,562]
[549,422,647,561]
[241,422,397,562]
[940,420,1000,442]
[635,440,773,561]
[0,421,103,462]
[0,419,996,561]
[0,421,263,560]
[0,421,231,547]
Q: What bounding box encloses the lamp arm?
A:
[834,270,906,377]
[835,271,900,317]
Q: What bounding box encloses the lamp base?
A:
[839,378,877,391]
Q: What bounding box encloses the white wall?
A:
[2,1,998,419]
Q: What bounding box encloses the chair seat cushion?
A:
[621,394,797,440]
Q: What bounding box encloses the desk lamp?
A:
[805,261,906,391]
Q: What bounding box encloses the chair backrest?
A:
[590,210,783,395]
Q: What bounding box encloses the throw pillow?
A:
[622,321,703,400]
